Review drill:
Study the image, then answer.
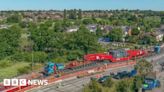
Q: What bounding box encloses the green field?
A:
[0,62,30,82]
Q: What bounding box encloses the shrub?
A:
[51,56,67,63]
[0,60,12,68]
[17,66,31,75]
[11,51,48,63]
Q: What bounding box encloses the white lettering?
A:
[3,79,10,86]
[3,79,48,86]
[11,79,18,86]
[27,80,34,85]
[19,79,27,86]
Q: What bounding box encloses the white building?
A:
[66,28,79,32]
[155,30,164,42]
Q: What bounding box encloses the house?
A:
[100,25,113,34]
[86,24,97,32]
[121,26,132,36]
[66,27,79,32]
[154,30,164,42]
[0,24,11,29]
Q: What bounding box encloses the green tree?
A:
[30,24,54,51]
[107,28,123,42]
[82,18,94,25]
[133,76,143,92]
[78,9,82,19]
[0,25,21,59]
[116,79,133,92]
[96,27,103,37]
[64,9,67,19]
[139,35,156,45]
[75,25,101,54]
[132,28,140,35]
[68,9,77,19]
[7,14,22,23]
[54,22,63,32]
[135,59,153,76]
[89,79,102,92]
[102,78,114,88]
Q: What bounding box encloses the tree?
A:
[78,9,82,19]
[0,25,21,59]
[133,76,143,92]
[7,14,22,23]
[54,21,63,32]
[102,78,114,88]
[132,28,140,35]
[96,27,103,37]
[126,36,138,43]
[135,59,153,76]
[30,24,54,51]
[116,79,133,92]
[139,35,156,45]
[64,9,67,19]
[68,9,77,19]
[89,79,102,92]
[75,25,101,54]
[82,18,94,25]
[107,28,123,42]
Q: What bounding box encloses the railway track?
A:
[2,48,163,92]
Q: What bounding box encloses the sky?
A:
[0,0,163,11]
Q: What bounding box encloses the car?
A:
[113,71,129,79]
[98,75,111,83]
[113,69,137,79]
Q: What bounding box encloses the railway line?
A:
[1,47,163,92]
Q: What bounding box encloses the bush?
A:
[17,66,31,75]
[67,54,77,61]
[32,52,48,63]
[11,52,31,62]
[0,60,12,68]
[51,56,67,63]
[11,51,48,63]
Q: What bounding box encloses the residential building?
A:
[86,24,97,32]
[66,27,79,32]
[155,30,164,42]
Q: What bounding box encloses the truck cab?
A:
[142,78,160,90]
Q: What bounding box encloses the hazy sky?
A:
[0,0,163,10]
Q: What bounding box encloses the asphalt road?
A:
[28,66,133,92]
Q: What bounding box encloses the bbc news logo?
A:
[3,79,48,86]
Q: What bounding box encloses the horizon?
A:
[0,0,163,11]
[0,9,163,12]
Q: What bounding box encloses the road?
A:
[28,50,164,92]
[28,66,133,92]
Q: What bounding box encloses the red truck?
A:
[84,49,146,62]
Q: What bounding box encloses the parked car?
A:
[113,71,129,79]
[113,69,137,79]
[98,75,111,83]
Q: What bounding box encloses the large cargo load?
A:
[56,63,65,70]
